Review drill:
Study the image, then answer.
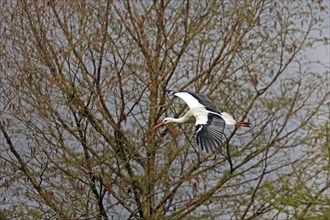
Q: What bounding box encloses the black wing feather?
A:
[195,113,226,154]
[188,92,219,113]
[166,89,219,113]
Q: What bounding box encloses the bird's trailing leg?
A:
[235,121,251,127]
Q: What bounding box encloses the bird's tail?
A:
[235,121,251,127]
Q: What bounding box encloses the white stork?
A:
[153,89,250,154]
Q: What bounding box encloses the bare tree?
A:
[0,0,329,219]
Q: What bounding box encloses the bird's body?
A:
[153,89,250,154]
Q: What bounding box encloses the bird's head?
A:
[152,117,174,130]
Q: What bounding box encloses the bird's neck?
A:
[170,117,189,124]
[169,111,192,124]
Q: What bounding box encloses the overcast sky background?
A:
[307,1,330,74]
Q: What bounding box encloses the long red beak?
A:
[152,122,165,131]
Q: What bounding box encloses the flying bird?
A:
[153,89,250,154]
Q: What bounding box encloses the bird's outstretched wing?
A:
[195,113,226,154]
[187,92,219,112]
[166,89,219,113]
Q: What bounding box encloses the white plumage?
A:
[153,89,250,154]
